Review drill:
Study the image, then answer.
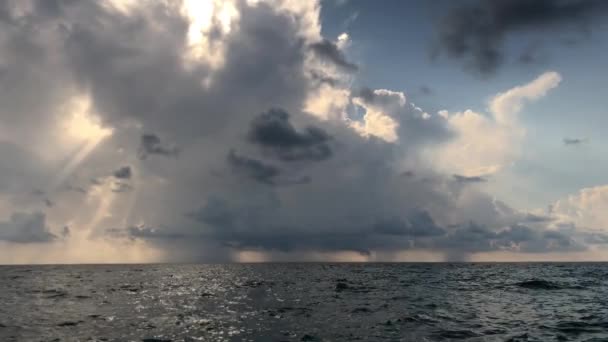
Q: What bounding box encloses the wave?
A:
[515,279,563,290]
[554,320,608,334]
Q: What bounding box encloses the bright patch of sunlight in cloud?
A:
[181,0,239,70]
[63,96,113,143]
[51,96,113,190]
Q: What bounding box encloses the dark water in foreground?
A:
[1,264,608,342]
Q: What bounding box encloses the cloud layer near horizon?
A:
[0,0,607,263]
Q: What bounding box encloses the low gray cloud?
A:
[422,223,584,260]
[0,143,48,194]
[113,166,132,179]
[584,233,608,245]
[435,0,608,75]
[373,212,445,237]
[0,212,56,243]
[227,150,281,185]
[453,174,487,184]
[563,138,586,145]
[522,213,554,223]
[145,196,584,259]
[138,134,179,160]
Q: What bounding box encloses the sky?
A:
[1,0,608,264]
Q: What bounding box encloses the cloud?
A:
[419,86,433,96]
[431,71,561,176]
[227,150,281,185]
[349,87,451,145]
[489,71,562,124]
[350,89,405,142]
[373,211,446,237]
[354,88,406,108]
[522,213,554,223]
[310,39,358,72]
[0,212,56,243]
[61,226,70,238]
[65,185,88,194]
[0,0,602,262]
[138,134,179,160]
[453,174,487,184]
[551,185,608,231]
[564,138,586,145]
[113,166,132,179]
[435,0,608,75]
[0,142,48,194]
[248,108,332,162]
[111,182,133,193]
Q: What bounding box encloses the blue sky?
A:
[321,0,608,208]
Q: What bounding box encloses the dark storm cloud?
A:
[0,212,56,243]
[227,150,281,185]
[186,197,237,231]
[563,137,586,145]
[226,149,310,186]
[113,166,132,179]
[248,108,332,162]
[453,174,487,183]
[427,223,584,256]
[310,39,358,72]
[138,134,179,160]
[373,211,445,237]
[182,196,583,258]
[435,0,608,75]
[184,202,422,254]
[182,196,445,254]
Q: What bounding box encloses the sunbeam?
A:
[49,96,113,191]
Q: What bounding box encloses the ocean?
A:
[1,263,607,341]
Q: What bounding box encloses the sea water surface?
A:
[1,263,607,341]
